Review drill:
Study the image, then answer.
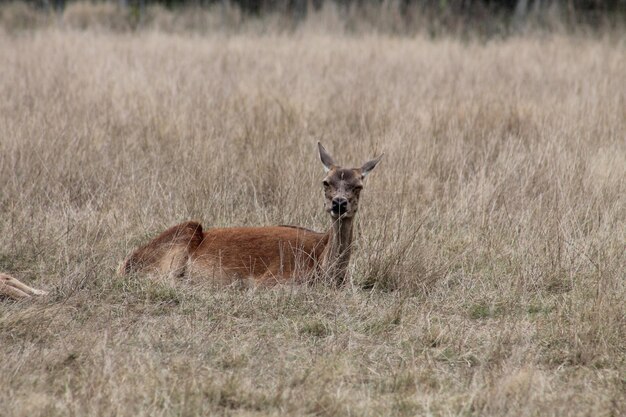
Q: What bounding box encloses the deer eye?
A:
[323,180,330,188]
[354,185,363,192]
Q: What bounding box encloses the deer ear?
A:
[318,142,336,173]
[361,153,384,177]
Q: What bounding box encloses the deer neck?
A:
[321,217,354,286]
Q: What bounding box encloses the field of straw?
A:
[1,14,625,417]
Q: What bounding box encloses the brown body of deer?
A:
[120,143,383,286]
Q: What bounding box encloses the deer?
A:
[0,273,48,300]
[119,143,383,286]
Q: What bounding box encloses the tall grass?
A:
[0,17,624,417]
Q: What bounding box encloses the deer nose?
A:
[332,197,348,214]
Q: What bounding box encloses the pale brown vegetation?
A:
[0,19,624,417]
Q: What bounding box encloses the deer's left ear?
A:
[360,153,384,177]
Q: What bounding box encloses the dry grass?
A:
[0,23,625,417]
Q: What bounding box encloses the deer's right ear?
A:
[318,142,336,173]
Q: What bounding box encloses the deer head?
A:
[318,142,383,220]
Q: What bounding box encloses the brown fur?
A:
[192,226,328,283]
[121,223,329,283]
[120,143,382,286]
[120,221,204,278]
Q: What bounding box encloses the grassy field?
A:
[0,23,625,416]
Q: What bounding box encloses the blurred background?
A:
[2,0,625,35]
